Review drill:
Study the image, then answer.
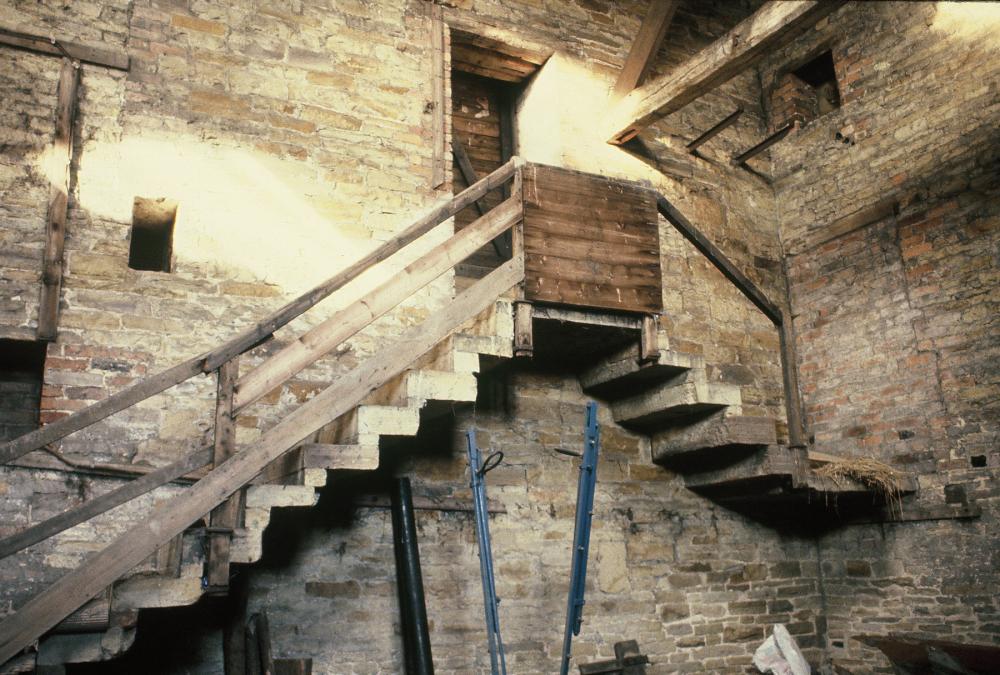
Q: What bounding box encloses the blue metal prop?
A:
[466,429,507,675]
[559,401,601,675]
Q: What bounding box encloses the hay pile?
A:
[814,457,903,517]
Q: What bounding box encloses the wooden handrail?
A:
[0,157,522,466]
[233,193,523,411]
[0,257,526,664]
[655,193,805,446]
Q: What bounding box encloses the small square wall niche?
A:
[128,197,177,272]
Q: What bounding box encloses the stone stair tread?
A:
[245,484,320,508]
[652,413,777,465]
[580,342,703,399]
[682,445,806,492]
[611,373,742,431]
[6,299,517,669]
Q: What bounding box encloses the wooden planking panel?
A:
[521,163,662,313]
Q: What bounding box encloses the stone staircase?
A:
[5,298,515,672]
[578,333,912,513]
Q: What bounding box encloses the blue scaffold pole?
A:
[559,401,601,675]
[466,430,507,675]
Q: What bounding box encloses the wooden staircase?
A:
[0,160,524,671]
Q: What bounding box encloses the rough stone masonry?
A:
[0,1,997,673]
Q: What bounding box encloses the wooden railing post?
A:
[205,356,241,592]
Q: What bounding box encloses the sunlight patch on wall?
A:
[516,53,669,187]
[931,2,1000,44]
[36,134,453,309]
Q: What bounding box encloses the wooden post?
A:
[429,2,446,189]
[780,256,807,447]
[37,58,79,340]
[206,356,240,591]
[639,314,658,363]
[513,301,533,357]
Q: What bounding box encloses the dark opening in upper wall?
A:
[770,49,841,130]
[793,50,841,114]
[0,339,46,441]
[128,197,177,272]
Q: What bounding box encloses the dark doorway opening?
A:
[0,338,46,441]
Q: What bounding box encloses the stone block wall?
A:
[762,2,1000,671]
[0,0,456,615]
[236,369,824,674]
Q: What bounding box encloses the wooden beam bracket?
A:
[0,26,129,70]
[513,301,533,357]
[611,1,679,99]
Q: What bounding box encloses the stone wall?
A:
[244,368,825,674]
[0,0,456,616]
[762,2,1000,671]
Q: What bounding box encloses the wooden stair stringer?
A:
[0,262,521,667]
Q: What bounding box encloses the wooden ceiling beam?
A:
[611,0,679,100]
[607,0,844,145]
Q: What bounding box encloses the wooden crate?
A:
[521,163,662,314]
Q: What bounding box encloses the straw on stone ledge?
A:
[814,457,903,518]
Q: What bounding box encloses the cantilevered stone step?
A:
[317,404,421,446]
[610,371,742,431]
[579,342,702,400]
[652,413,777,466]
[682,445,806,494]
[365,369,478,410]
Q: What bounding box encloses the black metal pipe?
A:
[391,477,434,675]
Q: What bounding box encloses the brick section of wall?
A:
[762,3,1000,671]
[769,72,818,132]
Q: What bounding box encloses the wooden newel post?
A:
[206,356,241,591]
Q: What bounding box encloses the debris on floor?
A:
[753,624,810,675]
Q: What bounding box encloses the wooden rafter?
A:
[611,0,679,99]
[607,1,844,145]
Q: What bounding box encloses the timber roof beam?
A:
[606,0,844,145]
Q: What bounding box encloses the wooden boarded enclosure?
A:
[521,163,662,314]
